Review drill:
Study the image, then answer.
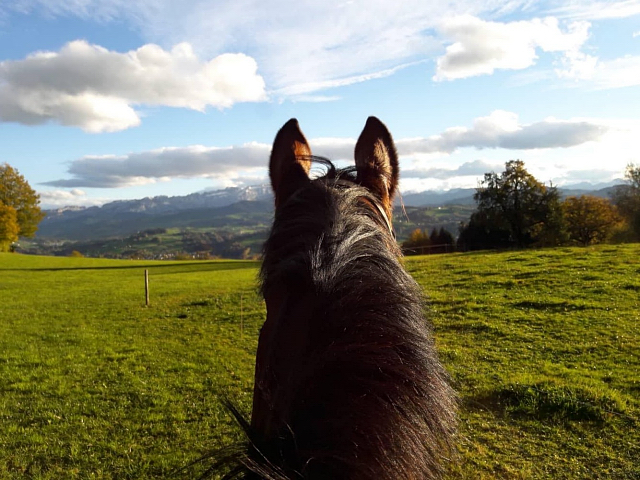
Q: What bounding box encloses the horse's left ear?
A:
[354,116,399,212]
[269,118,312,208]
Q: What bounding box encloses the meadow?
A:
[1,245,638,479]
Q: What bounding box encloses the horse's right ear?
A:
[269,118,312,208]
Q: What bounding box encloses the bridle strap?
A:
[373,201,396,239]
[361,196,395,240]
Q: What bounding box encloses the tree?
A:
[0,204,19,252]
[408,228,430,246]
[0,163,45,240]
[402,228,430,254]
[465,160,563,249]
[562,195,621,246]
[429,228,440,244]
[457,211,511,251]
[611,163,640,241]
[439,227,454,247]
[429,227,455,253]
[402,227,455,255]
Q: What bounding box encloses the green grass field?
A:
[1,245,638,479]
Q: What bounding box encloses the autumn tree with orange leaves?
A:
[0,163,45,251]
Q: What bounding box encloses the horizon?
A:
[1,1,639,210]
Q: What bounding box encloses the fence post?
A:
[145,269,150,306]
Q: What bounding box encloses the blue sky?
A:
[1,0,639,208]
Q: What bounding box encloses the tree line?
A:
[402,227,456,255]
[2,161,640,255]
[404,160,640,254]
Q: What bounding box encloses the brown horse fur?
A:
[206,117,456,479]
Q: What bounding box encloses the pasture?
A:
[1,245,638,479]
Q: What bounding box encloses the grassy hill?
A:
[22,203,474,259]
[36,200,274,241]
[1,245,638,478]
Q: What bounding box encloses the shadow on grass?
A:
[183,291,262,308]
[513,271,539,280]
[466,381,632,424]
[442,321,505,336]
[513,300,591,312]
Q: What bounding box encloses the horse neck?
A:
[251,286,316,437]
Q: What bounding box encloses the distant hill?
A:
[398,183,621,207]
[558,185,619,199]
[36,183,621,243]
[38,185,273,241]
[39,185,481,242]
[38,200,273,241]
[398,188,477,207]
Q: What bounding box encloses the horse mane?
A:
[200,157,456,479]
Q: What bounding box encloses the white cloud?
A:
[551,1,640,20]
[39,188,86,201]
[274,62,421,97]
[3,2,638,94]
[399,117,640,192]
[0,40,266,132]
[511,53,640,90]
[42,143,272,188]
[554,50,598,80]
[309,138,357,161]
[578,55,640,89]
[434,15,591,81]
[43,111,608,188]
[314,111,607,159]
[396,111,607,154]
[37,188,108,208]
[0,0,561,94]
[497,117,640,188]
[402,160,503,180]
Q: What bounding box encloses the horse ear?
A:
[354,116,399,211]
[269,118,312,208]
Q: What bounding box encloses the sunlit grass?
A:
[405,244,639,479]
[1,245,638,478]
[1,255,262,479]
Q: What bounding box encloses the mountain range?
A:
[36,183,621,242]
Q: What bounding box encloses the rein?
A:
[329,177,396,240]
[367,197,396,239]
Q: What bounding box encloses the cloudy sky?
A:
[1,0,639,208]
